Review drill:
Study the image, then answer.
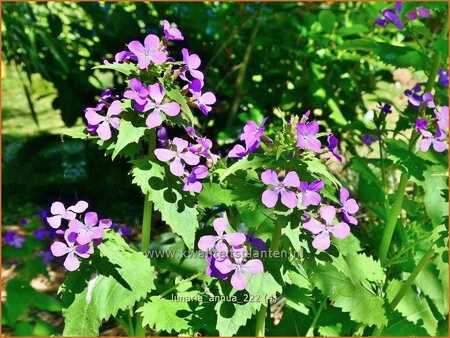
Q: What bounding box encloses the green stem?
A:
[255,217,283,336]
[160,272,204,298]
[134,130,157,337]
[305,298,327,337]
[390,248,435,310]
[140,129,156,254]
[378,50,441,265]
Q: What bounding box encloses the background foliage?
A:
[2,1,448,337]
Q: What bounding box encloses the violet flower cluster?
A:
[84,20,216,141]
[154,127,220,194]
[47,200,117,271]
[198,217,265,291]
[374,2,430,30]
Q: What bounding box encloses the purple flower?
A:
[118,226,132,237]
[361,134,379,146]
[157,127,169,148]
[189,79,216,116]
[339,188,359,225]
[405,6,430,20]
[374,2,404,30]
[197,218,246,255]
[163,20,184,41]
[188,132,220,164]
[38,250,55,265]
[183,165,209,193]
[439,67,448,86]
[135,83,180,129]
[300,180,324,207]
[215,255,263,291]
[68,212,105,245]
[46,201,89,229]
[50,230,93,271]
[404,84,422,108]
[180,48,204,81]
[415,118,427,132]
[261,170,300,209]
[85,100,122,141]
[205,254,228,280]
[123,78,150,105]
[377,102,392,114]
[327,134,343,163]
[240,118,268,150]
[435,106,448,131]
[154,137,200,176]
[4,231,25,248]
[21,218,28,225]
[127,34,166,69]
[303,205,351,251]
[228,144,249,159]
[34,228,48,241]
[245,233,267,251]
[422,92,435,108]
[296,121,321,152]
[419,129,447,153]
[114,51,137,63]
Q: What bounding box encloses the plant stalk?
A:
[305,298,327,337]
[255,216,283,336]
[378,50,441,265]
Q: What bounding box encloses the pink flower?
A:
[183,165,209,193]
[85,100,122,141]
[296,121,322,153]
[197,218,246,256]
[127,34,166,69]
[46,201,88,229]
[261,170,300,209]
[154,137,200,176]
[162,20,184,41]
[215,256,263,291]
[188,79,216,116]
[135,83,181,129]
[339,188,359,225]
[68,212,105,245]
[419,129,447,153]
[180,48,204,81]
[303,205,350,251]
[50,230,93,271]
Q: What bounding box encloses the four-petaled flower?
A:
[296,121,321,153]
[240,118,268,150]
[123,78,150,105]
[419,129,447,153]
[189,79,216,115]
[245,233,267,251]
[435,106,448,131]
[163,20,184,41]
[4,231,26,248]
[85,100,122,141]
[215,254,263,291]
[261,170,300,209]
[47,201,89,229]
[180,48,204,81]
[68,212,105,245]
[300,180,324,207]
[415,118,427,132]
[136,83,181,128]
[183,165,209,193]
[50,230,93,271]
[374,2,404,30]
[339,188,359,225]
[127,34,167,69]
[198,217,246,256]
[154,137,200,176]
[405,6,430,20]
[303,205,351,250]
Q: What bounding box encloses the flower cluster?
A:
[47,200,115,271]
[229,118,270,159]
[84,20,216,141]
[374,2,430,30]
[154,128,219,193]
[198,217,265,291]
[417,105,448,153]
[4,230,26,248]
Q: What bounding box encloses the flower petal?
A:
[261,170,279,186]
[97,121,112,140]
[68,219,85,232]
[280,189,298,209]
[312,232,331,251]
[303,218,325,234]
[51,201,66,215]
[47,215,62,229]
[329,222,351,239]
[154,148,176,162]
[67,200,89,213]
[107,100,122,117]
[262,189,279,208]
[231,270,248,290]
[179,151,200,166]
[198,235,217,252]
[320,205,336,226]
[84,212,98,228]
[170,157,185,176]
[160,102,180,117]
[149,83,165,105]
[282,171,300,188]
[145,109,163,129]
[50,241,70,257]
[224,233,246,247]
[213,217,228,235]
[64,252,80,271]
[242,259,264,275]
[215,258,236,274]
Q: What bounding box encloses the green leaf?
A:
[160,80,195,126]
[375,43,428,70]
[350,157,379,185]
[318,10,336,33]
[422,166,448,227]
[305,158,341,187]
[92,63,137,76]
[62,232,156,336]
[385,139,428,181]
[198,182,236,208]
[220,155,267,183]
[215,272,282,336]
[62,127,89,141]
[386,279,438,335]
[310,263,387,328]
[339,38,378,52]
[112,119,146,160]
[131,158,199,249]
[137,296,191,333]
